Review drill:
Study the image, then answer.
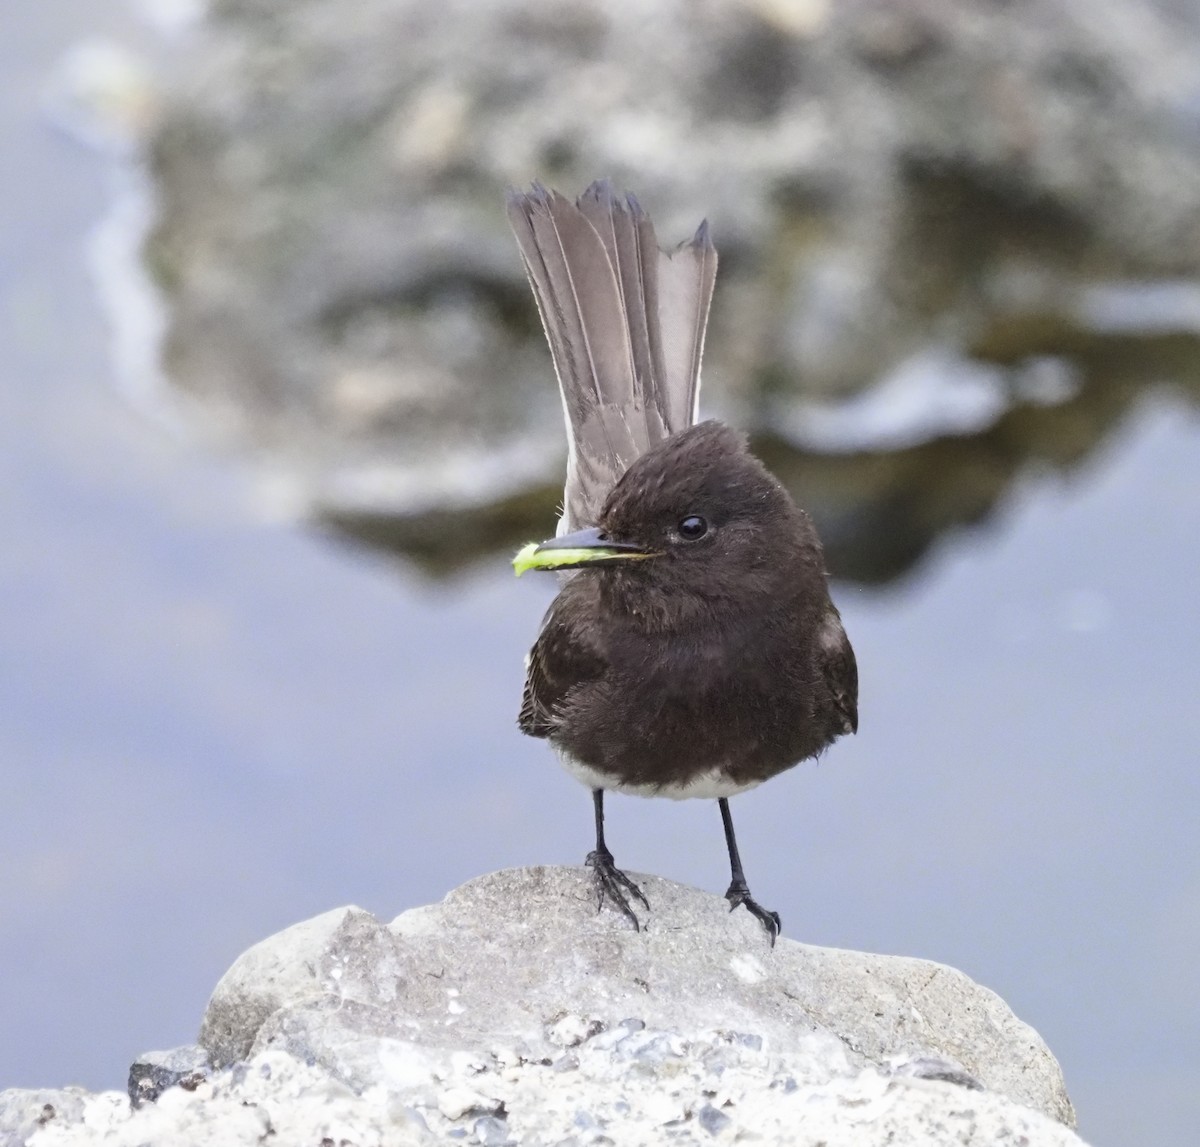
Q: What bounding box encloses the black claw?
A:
[586,848,649,930]
[725,882,782,946]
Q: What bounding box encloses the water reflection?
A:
[324,320,1200,585]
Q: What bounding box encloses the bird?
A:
[507,180,857,943]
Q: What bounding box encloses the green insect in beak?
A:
[513,526,658,576]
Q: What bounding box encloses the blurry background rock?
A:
[135,0,1200,581]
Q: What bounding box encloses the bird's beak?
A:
[513,526,658,576]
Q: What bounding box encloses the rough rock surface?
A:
[20,1047,1088,1146]
[203,868,1074,1121]
[0,1090,87,1147]
[126,1045,211,1108]
[1,867,1086,1145]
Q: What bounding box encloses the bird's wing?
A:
[519,598,607,739]
[507,181,717,532]
[818,608,859,736]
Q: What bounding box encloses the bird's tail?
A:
[507,180,718,532]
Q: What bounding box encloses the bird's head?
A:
[514,422,823,622]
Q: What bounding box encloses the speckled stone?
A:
[2,867,1091,1145]
[197,867,1074,1124]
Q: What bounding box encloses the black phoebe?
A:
[508,181,857,942]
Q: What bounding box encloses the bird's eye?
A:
[678,515,708,541]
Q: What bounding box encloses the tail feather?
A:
[507,181,717,531]
[658,218,718,432]
[575,183,670,449]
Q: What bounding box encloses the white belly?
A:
[555,747,764,800]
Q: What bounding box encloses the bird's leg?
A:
[585,789,649,930]
[719,798,781,944]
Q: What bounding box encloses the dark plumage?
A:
[509,182,857,941]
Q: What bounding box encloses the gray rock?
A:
[695,1102,732,1135]
[197,867,1074,1126]
[8,1046,1091,1146]
[4,867,1092,1145]
[891,1054,984,1091]
[0,1090,87,1147]
[127,1045,211,1107]
[197,903,402,1067]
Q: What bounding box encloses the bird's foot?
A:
[725,880,781,945]
[585,848,650,931]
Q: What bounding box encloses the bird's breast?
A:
[551,614,830,794]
